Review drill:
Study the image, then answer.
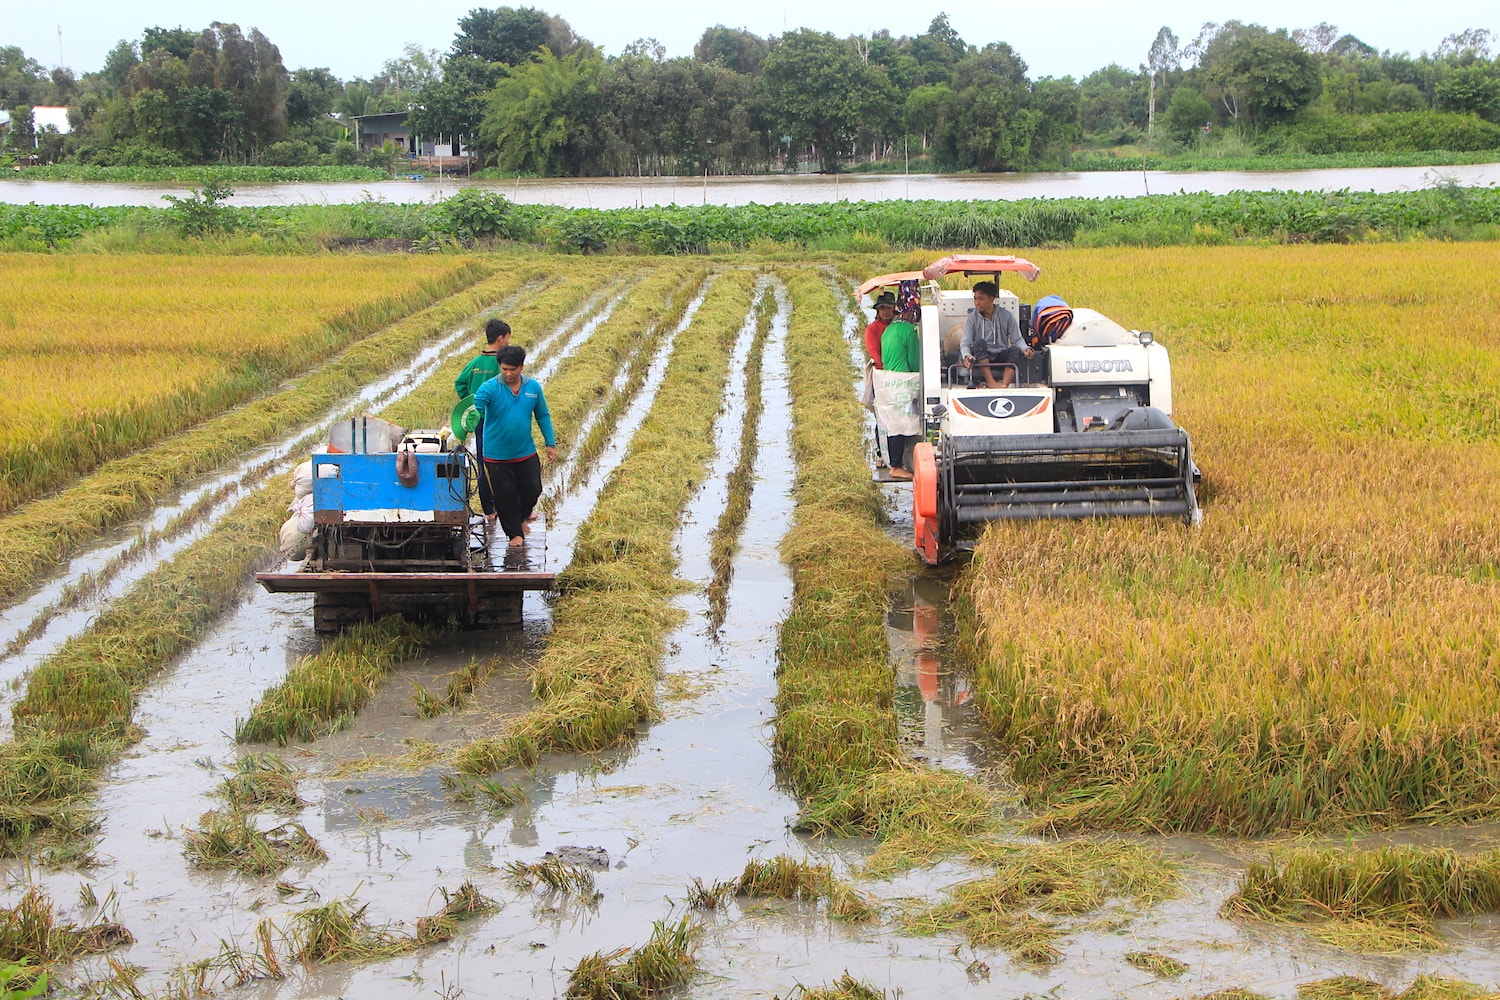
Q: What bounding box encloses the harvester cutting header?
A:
[861,254,1201,564]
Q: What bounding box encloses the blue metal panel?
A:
[312,453,468,517]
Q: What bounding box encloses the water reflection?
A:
[888,575,987,774]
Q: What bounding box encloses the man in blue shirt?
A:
[473,345,557,547]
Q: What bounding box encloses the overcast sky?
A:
[4,0,1496,82]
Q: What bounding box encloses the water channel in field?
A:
[2,162,1497,209]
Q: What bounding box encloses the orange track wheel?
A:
[911,443,940,564]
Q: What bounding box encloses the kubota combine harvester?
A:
[861,254,1200,565]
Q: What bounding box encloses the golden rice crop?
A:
[0,263,530,607]
[0,253,484,512]
[960,242,1500,835]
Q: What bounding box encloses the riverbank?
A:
[3,183,1499,254]
[11,148,1500,187]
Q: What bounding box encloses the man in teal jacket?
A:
[455,318,510,519]
[473,344,557,547]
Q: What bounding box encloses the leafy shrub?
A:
[341,196,435,241]
[259,140,322,167]
[87,141,186,168]
[548,212,610,253]
[161,178,238,236]
[437,188,529,240]
[1269,111,1500,153]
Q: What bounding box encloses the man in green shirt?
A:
[454,318,510,522]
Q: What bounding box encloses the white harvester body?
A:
[863,255,1200,564]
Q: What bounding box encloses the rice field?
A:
[0,254,489,513]
[1,243,1498,998]
[960,242,1500,835]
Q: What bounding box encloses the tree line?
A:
[2,9,1498,174]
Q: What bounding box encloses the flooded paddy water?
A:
[3,262,1499,999]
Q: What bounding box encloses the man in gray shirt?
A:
[960,281,1033,388]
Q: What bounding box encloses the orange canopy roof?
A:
[858,254,1041,300]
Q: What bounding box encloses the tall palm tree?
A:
[335,82,373,146]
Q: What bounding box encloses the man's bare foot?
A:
[889,467,913,480]
[524,511,538,522]
[507,536,524,548]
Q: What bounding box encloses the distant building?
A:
[0,105,72,145]
[351,112,412,153]
[33,106,70,135]
[351,112,470,159]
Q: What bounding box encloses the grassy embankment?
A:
[0,258,531,607]
[453,265,746,771]
[1066,148,1500,172]
[959,242,1500,837]
[3,165,390,183]
[7,185,1500,254]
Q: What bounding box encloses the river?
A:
[2,161,1499,209]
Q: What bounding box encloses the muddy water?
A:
[541,275,712,570]
[6,162,1499,209]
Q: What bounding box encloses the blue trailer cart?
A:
[256,448,554,632]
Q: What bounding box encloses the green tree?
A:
[1163,86,1214,142]
[1200,23,1320,124]
[407,54,500,155]
[939,42,1034,170]
[908,13,966,86]
[287,68,343,128]
[1435,65,1500,121]
[1078,64,1146,139]
[693,26,769,76]
[1028,76,1082,164]
[1146,27,1179,139]
[904,83,954,148]
[760,29,880,172]
[1436,29,1493,61]
[376,43,442,104]
[0,47,51,106]
[6,105,35,154]
[454,7,586,66]
[478,47,604,175]
[141,26,198,61]
[100,40,141,95]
